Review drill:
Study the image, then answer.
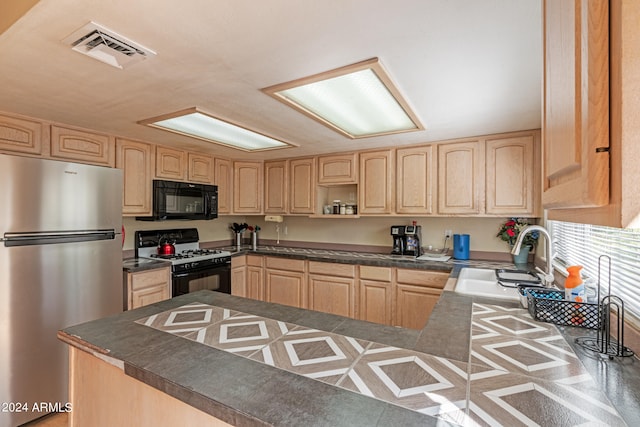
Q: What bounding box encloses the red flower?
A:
[505,220,516,226]
[507,229,515,237]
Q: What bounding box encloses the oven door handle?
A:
[172,264,230,278]
[173,272,191,278]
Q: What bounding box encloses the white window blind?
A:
[549,220,640,320]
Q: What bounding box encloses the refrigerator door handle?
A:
[2,230,117,247]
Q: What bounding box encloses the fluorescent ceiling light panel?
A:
[263,58,423,138]
[139,108,295,152]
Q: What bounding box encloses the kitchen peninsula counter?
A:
[59,289,638,426]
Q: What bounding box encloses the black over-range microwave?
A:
[136,180,218,221]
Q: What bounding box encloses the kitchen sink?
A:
[454,268,520,302]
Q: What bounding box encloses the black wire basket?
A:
[520,288,600,329]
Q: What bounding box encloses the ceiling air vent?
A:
[62,22,156,69]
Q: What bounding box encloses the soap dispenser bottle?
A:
[564,265,585,303]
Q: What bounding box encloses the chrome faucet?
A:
[511,225,555,287]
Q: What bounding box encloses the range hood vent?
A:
[63,22,156,69]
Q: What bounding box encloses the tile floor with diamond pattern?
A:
[137,302,626,426]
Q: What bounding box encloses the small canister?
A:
[340,203,346,215]
[332,200,341,214]
[345,204,354,215]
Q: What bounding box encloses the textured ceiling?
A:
[0,0,542,160]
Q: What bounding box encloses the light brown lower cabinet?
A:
[308,261,356,318]
[123,267,171,311]
[358,266,393,326]
[264,257,307,308]
[230,255,247,297]
[246,256,264,300]
[68,347,231,426]
[394,269,448,329]
[230,255,447,330]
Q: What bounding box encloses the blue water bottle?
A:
[453,234,470,260]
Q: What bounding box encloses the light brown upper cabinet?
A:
[486,132,540,216]
[396,145,436,215]
[359,150,394,214]
[264,160,288,214]
[317,153,358,184]
[437,141,484,215]
[542,0,609,209]
[155,145,186,181]
[187,153,214,184]
[214,157,232,214]
[116,138,153,216]
[51,125,115,167]
[289,157,316,214]
[0,112,45,156]
[233,161,263,214]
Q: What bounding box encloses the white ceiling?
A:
[0,0,542,160]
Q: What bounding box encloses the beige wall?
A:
[124,215,513,254]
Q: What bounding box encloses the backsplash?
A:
[123,216,514,254]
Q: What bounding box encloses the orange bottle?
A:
[564,265,585,302]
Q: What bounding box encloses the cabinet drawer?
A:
[265,257,305,272]
[247,255,264,267]
[231,255,246,268]
[395,268,448,289]
[130,268,170,291]
[308,261,355,278]
[359,266,391,281]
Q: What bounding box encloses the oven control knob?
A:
[191,262,198,269]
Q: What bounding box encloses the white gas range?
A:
[135,228,231,295]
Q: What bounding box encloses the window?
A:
[549,220,640,321]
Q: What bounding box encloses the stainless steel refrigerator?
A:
[0,154,123,426]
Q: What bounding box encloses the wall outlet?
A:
[444,229,453,239]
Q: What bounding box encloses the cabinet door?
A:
[264,160,288,214]
[233,161,263,213]
[246,255,264,300]
[188,153,214,184]
[126,267,171,310]
[309,275,355,318]
[394,284,441,330]
[51,125,115,167]
[0,113,44,155]
[247,266,264,300]
[264,269,307,308]
[231,255,247,297]
[214,157,232,214]
[308,261,356,318]
[396,145,435,214]
[317,153,358,184]
[542,0,609,208]
[359,266,393,325]
[116,138,153,216]
[155,145,186,181]
[359,150,393,214]
[289,157,315,214]
[359,279,392,325]
[486,134,538,216]
[437,141,484,215]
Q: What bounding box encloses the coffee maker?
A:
[390,224,422,256]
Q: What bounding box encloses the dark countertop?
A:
[59,287,639,426]
[122,257,171,273]
[220,245,522,273]
[123,244,506,274]
[60,291,447,426]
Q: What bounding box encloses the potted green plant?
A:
[496,218,539,264]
